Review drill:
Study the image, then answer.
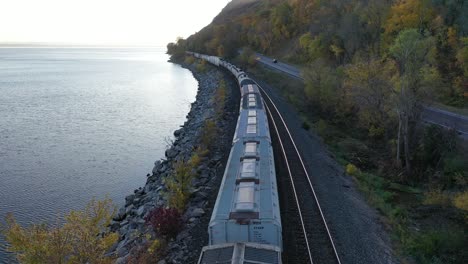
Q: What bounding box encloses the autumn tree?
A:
[390,28,437,175]
[166,37,187,60]
[456,37,468,100]
[303,59,344,117]
[344,56,397,139]
[239,47,257,67]
[270,2,293,40]
[2,198,118,264]
[290,0,317,31]
[299,33,328,62]
[383,0,435,47]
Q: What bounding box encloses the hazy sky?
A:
[0,0,231,46]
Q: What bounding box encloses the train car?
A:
[198,243,281,264]
[189,52,282,264]
[240,83,260,97]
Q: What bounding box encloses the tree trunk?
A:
[396,112,402,167]
[403,113,411,176]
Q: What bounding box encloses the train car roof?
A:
[240,78,256,86]
[198,243,281,264]
[241,84,260,96]
[210,136,277,220]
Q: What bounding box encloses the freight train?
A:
[187,52,282,264]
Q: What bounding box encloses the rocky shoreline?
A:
[110,60,240,263]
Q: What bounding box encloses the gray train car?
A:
[187,52,282,264]
[240,84,260,97]
[207,75,281,248]
[198,243,281,264]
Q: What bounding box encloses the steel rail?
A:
[263,101,314,264]
[257,81,342,264]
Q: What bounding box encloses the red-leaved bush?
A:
[144,207,181,238]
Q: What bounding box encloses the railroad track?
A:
[258,83,341,264]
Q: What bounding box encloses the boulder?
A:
[137,205,146,217]
[125,194,135,206]
[174,128,182,137]
[113,207,126,221]
[125,204,134,215]
[191,208,205,218]
[115,254,130,264]
[165,148,179,159]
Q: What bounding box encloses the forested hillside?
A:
[168,0,467,263]
[170,0,467,107]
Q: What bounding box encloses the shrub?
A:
[145,207,181,239]
[368,125,385,139]
[125,239,166,264]
[301,121,310,130]
[2,198,117,264]
[315,119,328,138]
[189,152,201,168]
[443,155,466,184]
[166,160,195,211]
[195,60,206,72]
[200,119,217,150]
[346,163,359,176]
[423,190,451,206]
[215,80,227,118]
[184,56,195,65]
[338,138,373,169]
[406,229,466,264]
[415,125,458,172]
[195,146,209,158]
[453,191,468,211]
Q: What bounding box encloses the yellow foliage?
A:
[184,56,195,65]
[315,119,328,138]
[453,192,468,211]
[346,163,359,176]
[201,119,217,150]
[447,27,458,48]
[329,44,344,60]
[383,0,435,45]
[195,146,210,158]
[147,238,166,258]
[2,198,117,264]
[195,60,207,72]
[189,152,201,168]
[369,125,385,138]
[215,80,227,118]
[166,158,199,211]
[126,238,166,264]
[423,190,451,206]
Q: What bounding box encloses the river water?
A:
[0,47,198,262]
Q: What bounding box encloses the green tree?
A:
[390,28,436,175]
[167,37,187,60]
[270,2,293,40]
[303,59,343,117]
[299,33,328,62]
[239,47,257,67]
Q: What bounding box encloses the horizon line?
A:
[0,42,169,48]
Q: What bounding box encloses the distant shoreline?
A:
[0,43,166,49]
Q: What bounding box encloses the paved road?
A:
[255,53,468,140]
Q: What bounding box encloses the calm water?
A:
[0,47,198,262]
